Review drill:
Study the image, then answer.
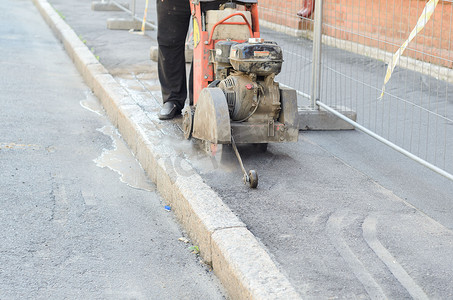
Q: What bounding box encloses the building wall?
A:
[258,0,306,29]
[258,0,453,67]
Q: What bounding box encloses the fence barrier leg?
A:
[296,0,357,131]
[95,0,154,31]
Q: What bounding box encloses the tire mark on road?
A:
[327,210,386,300]
[362,215,429,300]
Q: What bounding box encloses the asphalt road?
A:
[0,1,225,298]
[30,0,453,299]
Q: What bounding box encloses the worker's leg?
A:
[157,0,191,116]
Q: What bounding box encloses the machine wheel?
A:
[248,170,258,188]
[182,106,194,140]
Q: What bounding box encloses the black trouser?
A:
[156,0,191,111]
[156,1,223,110]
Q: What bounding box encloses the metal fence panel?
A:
[104,0,453,179]
[258,0,315,106]
[319,0,453,178]
[258,0,453,179]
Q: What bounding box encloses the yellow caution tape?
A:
[379,0,440,99]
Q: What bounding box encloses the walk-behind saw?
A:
[183,0,299,188]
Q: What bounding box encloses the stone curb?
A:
[32,1,301,298]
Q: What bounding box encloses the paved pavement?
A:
[26,0,453,299]
[0,0,226,298]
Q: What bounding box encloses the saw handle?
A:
[207,12,254,45]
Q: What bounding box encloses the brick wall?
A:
[258,0,453,67]
[258,0,307,29]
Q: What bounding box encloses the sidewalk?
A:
[34,0,453,299]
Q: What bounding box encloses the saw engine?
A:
[192,36,298,145]
[185,0,299,188]
[214,40,282,123]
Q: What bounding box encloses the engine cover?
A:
[215,40,238,64]
[229,41,283,76]
[218,74,281,122]
[219,75,255,121]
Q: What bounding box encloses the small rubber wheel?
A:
[248,170,258,188]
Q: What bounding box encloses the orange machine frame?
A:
[189,1,261,105]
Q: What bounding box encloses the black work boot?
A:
[158,102,180,120]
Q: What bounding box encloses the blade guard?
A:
[193,88,231,144]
